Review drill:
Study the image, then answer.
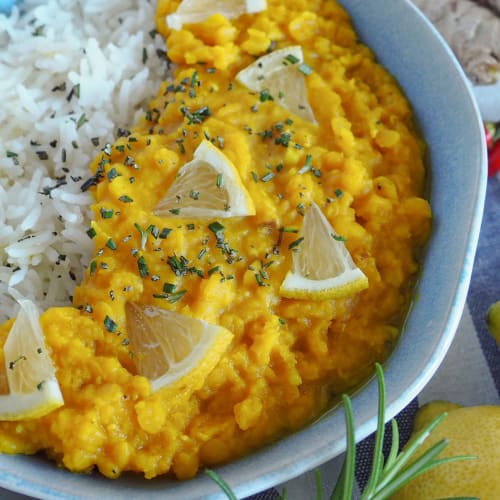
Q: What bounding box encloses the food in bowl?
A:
[0,0,431,482]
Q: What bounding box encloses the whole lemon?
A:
[487,300,500,344]
[393,402,500,500]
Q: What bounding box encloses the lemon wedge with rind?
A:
[125,302,233,393]
[167,0,267,31]
[236,45,317,124]
[155,139,256,218]
[0,300,63,421]
[280,202,369,300]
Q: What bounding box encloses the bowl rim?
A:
[0,0,488,498]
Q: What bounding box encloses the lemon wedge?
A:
[280,202,368,300]
[236,45,316,123]
[155,139,256,218]
[0,300,63,421]
[125,302,233,393]
[166,0,267,31]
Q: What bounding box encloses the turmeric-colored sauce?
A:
[0,0,431,480]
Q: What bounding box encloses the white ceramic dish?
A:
[0,0,487,498]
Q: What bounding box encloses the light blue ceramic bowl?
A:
[0,0,487,498]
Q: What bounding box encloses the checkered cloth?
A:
[250,177,500,499]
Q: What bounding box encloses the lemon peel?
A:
[393,403,500,500]
[486,300,500,344]
[236,45,317,123]
[125,302,233,393]
[166,0,267,31]
[280,202,368,300]
[155,139,256,219]
[0,299,63,421]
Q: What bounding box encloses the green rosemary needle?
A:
[206,363,477,500]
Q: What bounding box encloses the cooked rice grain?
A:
[0,0,167,320]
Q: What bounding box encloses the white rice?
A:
[0,0,167,321]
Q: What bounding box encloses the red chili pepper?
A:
[489,139,500,177]
[485,123,494,150]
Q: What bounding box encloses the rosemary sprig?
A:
[205,469,238,500]
[207,363,477,499]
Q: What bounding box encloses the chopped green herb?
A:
[216,173,224,188]
[118,195,133,203]
[134,223,153,249]
[100,208,114,219]
[208,221,225,236]
[86,227,97,239]
[261,172,275,182]
[255,273,266,286]
[332,233,347,242]
[180,105,211,125]
[89,260,97,276]
[190,70,199,88]
[288,236,304,250]
[298,62,314,75]
[284,54,300,65]
[8,354,27,370]
[159,227,172,239]
[107,167,120,182]
[275,132,291,147]
[167,290,187,303]
[167,254,203,277]
[76,113,88,130]
[251,171,259,182]
[104,315,118,333]
[51,82,66,92]
[106,238,117,250]
[137,255,149,277]
[163,283,176,293]
[36,151,49,160]
[208,265,221,276]
[259,89,274,102]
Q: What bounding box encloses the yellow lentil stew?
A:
[0,0,431,480]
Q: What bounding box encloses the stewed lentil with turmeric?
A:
[0,0,431,480]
